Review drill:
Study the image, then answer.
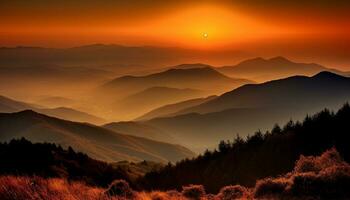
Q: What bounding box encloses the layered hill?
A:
[0,95,35,113]
[0,110,195,162]
[177,71,350,114]
[136,95,217,121]
[100,67,253,98]
[0,95,106,124]
[0,64,114,99]
[217,56,346,82]
[145,72,350,150]
[36,107,106,125]
[111,87,205,121]
[35,96,76,108]
[103,121,175,143]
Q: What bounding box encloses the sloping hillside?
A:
[0,95,106,124]
[100,67,253,98]
[136,95,217,121]
[0,110,195,163]
[177,71,350,115]
[111,87,205,120]
[140,104,350,193]
[103,121,175,143]
[145,72,350,150]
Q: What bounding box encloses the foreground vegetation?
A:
[0,138,159,187]
[140,103,350,192]
[1,148,349,199]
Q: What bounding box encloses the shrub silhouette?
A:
[215,185,248,200]
[253,177,290,198]
[253,148,350,199]
[294,147,343,173]
[182,184,206,200]
[106,179,134,198]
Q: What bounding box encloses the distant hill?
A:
[103,121,175,143]
[36,107,106,125]
[145,72,350,151]
[0,95,106,124]
[136,95,217,121]
[217,56,347,82]
[0,95,34,113]
[110,87,206,121]
[0,64,114,99]
[100,67,253,99]
[35,96,76,108]
[140,104,350,193]
[177,71,350,114]
[0,110,195,163]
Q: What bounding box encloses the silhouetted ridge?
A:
[140,104,350,193]
[0,110,195,163]
[268,56,291,63]
[172,63,213,69]
[312,71,347,80]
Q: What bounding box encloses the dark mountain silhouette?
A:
[178,71,350,114]
[100,67,253,99]
[136,95,217,121]
[139,104,350,193]
[0,95,106,124]
[217,56,347,82]
[110,87,205,121]
[103,121,175,143]
[145,72,350,150]
[0,110,195,163]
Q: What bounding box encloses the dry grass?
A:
[0,176,117,200]
[0,149,348,200]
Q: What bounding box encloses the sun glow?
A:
[121,5,289,49]
[203,33,208,39]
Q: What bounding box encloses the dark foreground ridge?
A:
[139,103,350,193]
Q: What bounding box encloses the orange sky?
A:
[1,0,350,68]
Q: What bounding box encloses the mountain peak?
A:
[173,63,213,69]
[17,109,38,115]
[312,71,346,80]
[268,56,291,63]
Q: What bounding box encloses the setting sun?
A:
[203,33,208,39]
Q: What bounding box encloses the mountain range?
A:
[110,87,205,121]
[217,56,348,82]
[103,121,175,144]
[144,71,350,151]
[140,104,350,193]
[100,67,253,98]
[0,95,105,124]
[0,110,195,163]
[136,95,217,121]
